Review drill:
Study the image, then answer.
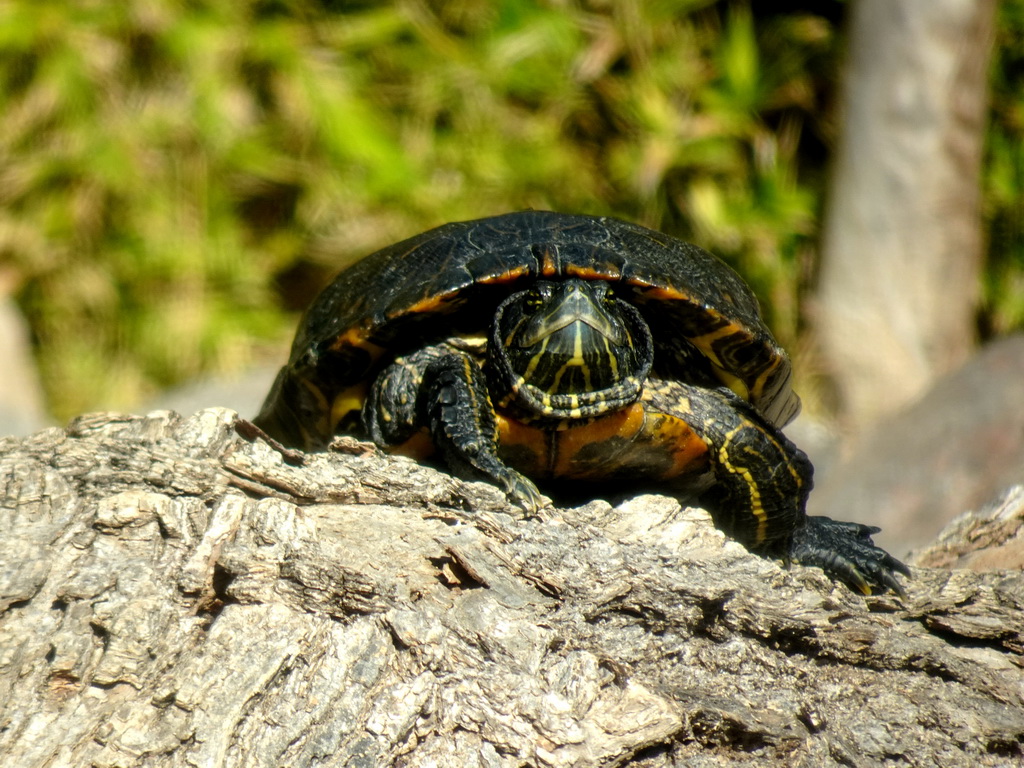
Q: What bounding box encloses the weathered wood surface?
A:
[1,409,1022,767]
[911,485,1024,571]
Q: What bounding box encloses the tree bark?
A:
[1,408,1022,767]
[816,0,996,431]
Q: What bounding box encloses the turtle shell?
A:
[282,210,799,429]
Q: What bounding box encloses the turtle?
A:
[254,210,908,595]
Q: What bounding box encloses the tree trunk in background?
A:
[0,294,49,438]
[816,0,996,433]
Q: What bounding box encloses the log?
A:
[1,408,1021,767]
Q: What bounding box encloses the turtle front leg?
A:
[422,350,548,512]
[661,382,908,595]
[364,345,546,512]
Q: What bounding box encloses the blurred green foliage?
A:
[0,0,1017,420]
[983,0,1024,337]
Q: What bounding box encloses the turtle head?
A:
[488,279,653,421]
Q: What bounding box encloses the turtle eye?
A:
[590,281,618,308]
[522,283,553,313]
[523,293,543,313]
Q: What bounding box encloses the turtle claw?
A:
[501,471,550,515]
[790,516,910,596]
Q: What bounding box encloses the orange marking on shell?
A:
[390,430,437,460]
[551,403,646,476]
[634,284,693,301]
[400,290,462,317]
[643,411,709,478]
[330,381,369,432]
[394,264,531,317]
[492,264,532,283]
[539,248,558,276]
[497,403,710,482]
[563,264,622,281]
[495,415,548,476]
[325,327,386,357]
[496,414,541,444]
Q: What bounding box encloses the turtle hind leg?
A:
[789,516,911,596]
[419,348,547,513]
